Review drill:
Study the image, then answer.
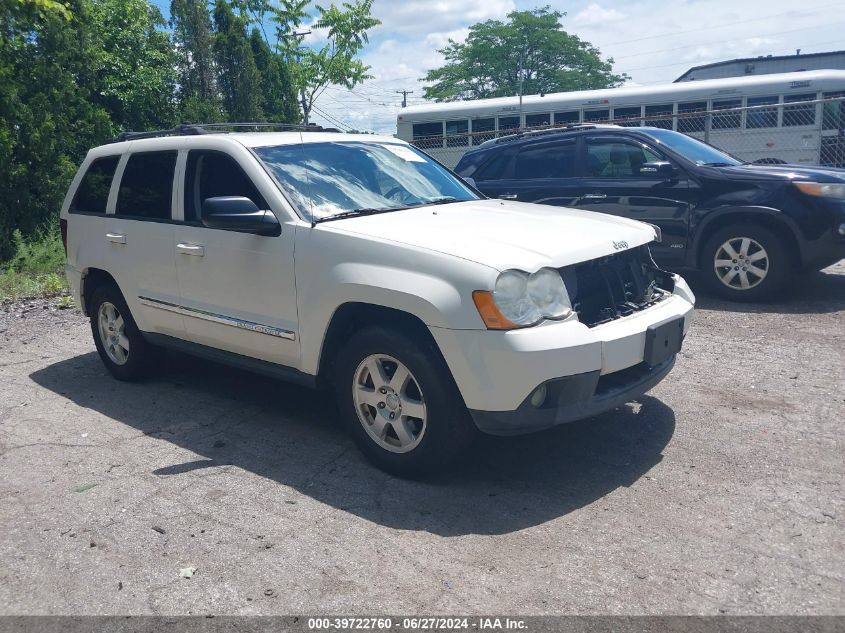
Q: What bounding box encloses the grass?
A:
[0,229,70,303]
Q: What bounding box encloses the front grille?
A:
[560,246,673,328]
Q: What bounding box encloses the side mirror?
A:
[462,176,477,189]
[640,161,677,179]
[201,196,280,236]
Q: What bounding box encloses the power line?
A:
[615,20,845,71]
[605,2,842,47]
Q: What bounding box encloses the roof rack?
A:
[109,122,340,144]
[475,123,620,149]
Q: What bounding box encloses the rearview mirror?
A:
[201,196,280,236]
[640,162,677,179]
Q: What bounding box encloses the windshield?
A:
[254,141,479,222]
[645,128,742,167]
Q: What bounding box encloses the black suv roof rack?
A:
[109,122,340,144]
[475,123,619,150]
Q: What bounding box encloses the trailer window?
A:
[525,113,550,128]
[823,91,845,131]
[614,106,641,127]
[645,104,673,130]
[498,116,520,131]
[678,101,707,133]
[746,96,778,128]
[783,93,817,127]
[471,118,495,144]
[584,109,610,123]
[412,122,443,140]
[554,111,580,125]
[712,99,741,130]
[445,119,469,147]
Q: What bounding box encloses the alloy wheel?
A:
[352,354,427,453]
[714,236,769,290]
[98,301,129,365]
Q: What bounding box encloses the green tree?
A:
[422,7,627,102]
[91,0,178,130]
[249,0,379,124]
[170,0,222,122]
[250,28,300,123]
[213,0,262,120]
[0,0,112,260]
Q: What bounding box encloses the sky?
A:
[153,0,845,134]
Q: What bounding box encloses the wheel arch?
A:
[692,207,803,271]
[315,302,450,390]
[80,268,121,317]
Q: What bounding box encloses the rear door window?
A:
[69,156,120,214]
[184,151,267,223]
[116,151,177,220]
[514,141,577,179]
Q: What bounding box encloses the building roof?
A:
[674,50,845,82]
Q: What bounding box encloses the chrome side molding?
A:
[137,296,296,341]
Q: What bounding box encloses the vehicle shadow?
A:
[30,351,675,536]
[685,267,845,314]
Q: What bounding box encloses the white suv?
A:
[61,126,695,476]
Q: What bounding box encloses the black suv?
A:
[455,125,845,300]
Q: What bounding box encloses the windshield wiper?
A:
[312,197,465,224]
[312,206,408,224]
[420,196,459,205]
[700,162,734,167]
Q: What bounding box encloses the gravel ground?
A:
[0,263,843,616]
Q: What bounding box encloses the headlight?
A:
[473,268,572,329]
[794,182,845,199]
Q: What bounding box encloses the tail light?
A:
[60,218,68,257]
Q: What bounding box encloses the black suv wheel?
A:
[702,224,790,301]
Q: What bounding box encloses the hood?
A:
[322,199,657,272]
[717,163,845,183]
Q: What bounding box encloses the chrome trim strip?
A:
[137,296,296,340]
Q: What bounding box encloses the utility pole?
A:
[395,89,414,108]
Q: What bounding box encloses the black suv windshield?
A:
[645,128,742,167]
[254,141,478,222]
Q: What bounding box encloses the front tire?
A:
[702,224,790,301]
[89,284,153,381]
[335,327,475,477]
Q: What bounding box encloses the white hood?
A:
[325,199,657,271]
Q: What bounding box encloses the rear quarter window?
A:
[69,156,120,214]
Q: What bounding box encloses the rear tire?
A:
[335,327,475,478]
[701,224,790,301]
[89,284,153,381]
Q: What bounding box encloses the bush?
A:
[0,229,68,302]
[7,229,66,275]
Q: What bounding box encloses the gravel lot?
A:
[0,263,843,616]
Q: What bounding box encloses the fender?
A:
[299,262,495,377]
[686,205,807,268]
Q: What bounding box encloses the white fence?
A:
[409,96,845,170]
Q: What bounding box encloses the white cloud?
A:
[370,0,514,35]
[308,0,842,133]
[573,3,625,26]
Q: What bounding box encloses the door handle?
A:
[582,193,607,200]
[177,243,205,257]
[106,233,126,244]
[498,194,518,200]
